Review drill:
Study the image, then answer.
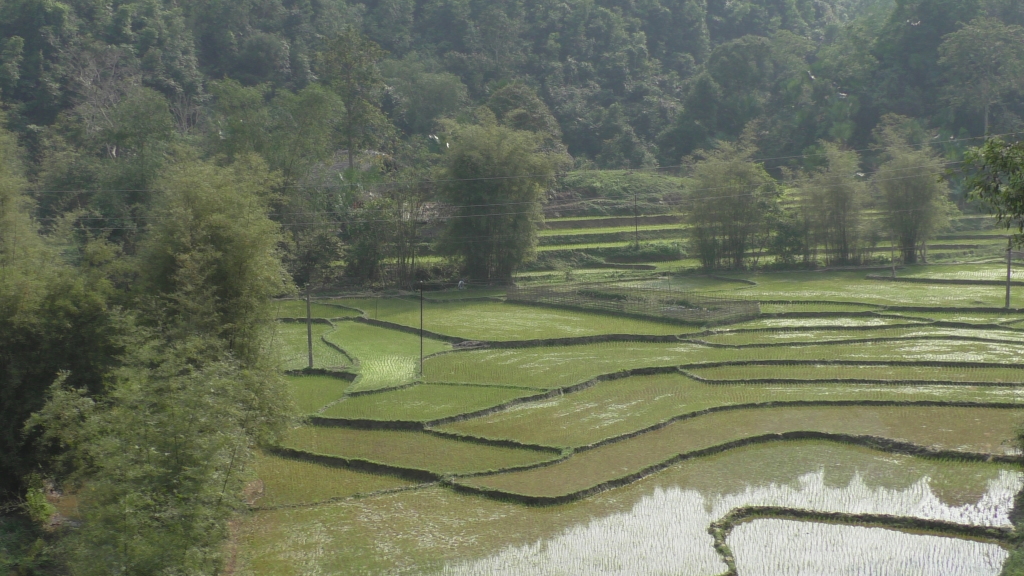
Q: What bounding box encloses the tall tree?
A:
[26,153,293,575]
[686,141,780,269]
[136,155,291,365]
[938,17,1024,135]
[874,130,955,264]
[0,118,123,499]
[317,27,393,169]
[440,123,554,282]
[802,143,868,265]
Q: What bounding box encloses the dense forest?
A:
[2,0,1024,572]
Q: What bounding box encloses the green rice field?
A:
[245,265,1024,574]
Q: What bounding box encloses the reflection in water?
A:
[730,519,1008,576]
[441,470,1022,576]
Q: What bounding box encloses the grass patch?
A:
[253,452,415,508]
[282,426,556,475]
[285,375,351,414]
[320,384,535,422]
[323,321,449,392]
[437,372,1024,448]
[275,323,350,371]
[459,405,1024,499]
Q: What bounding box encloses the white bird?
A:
[807,71,816,81]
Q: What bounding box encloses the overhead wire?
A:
[22,130,1020,198]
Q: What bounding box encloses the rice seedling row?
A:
[435,372,1024,448]
[275,322,351,371]
[281,426,561,477]
[457,406,1024,500]
[424,339,1024,389]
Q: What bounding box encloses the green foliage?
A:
[28,339,289,575]
[137,155,291,365]
[0,121,124,498]
[963,138,1024,242]
[686,141,781,269]
[440,123,555,281]
[874,123,956,264]
[938,17,1024,134]
[801,143,868,264]
[381,56,468,135]
[317,27,393,169]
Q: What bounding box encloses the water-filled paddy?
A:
[282,426,557,475]
[240,441,1021,575]
[459,405,1023,497]
[425,339,1024,389]
[275,322,351,371]
[333,297,694,340]
[729,519,1008,576]
[252,452,416,508]
[700,325,1024,345]
[273,299,361,319]
[323,320,449,391]
[687,363,1024,384]
[250,268,1024,572]
[284,375,351,414]
[320,383,536,421]
[437,373,1024,448]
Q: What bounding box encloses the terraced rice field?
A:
[243,269,1024,574]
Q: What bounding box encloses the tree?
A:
[380,56,468,135]
[938,17,1024,135]
[962,138,1024,241]
[136,155,291,365]
[440,124,555,282]
[874,143,954,265]
[24,151,294,575]
[686,142,780,270]
[0,119,123,499]
[317,27,393,169]
[802,143,868,265]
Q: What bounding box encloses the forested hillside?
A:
[0,0,1021,285]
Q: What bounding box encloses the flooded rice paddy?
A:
[729,519,1007,576]
[252,276,1024,573]
[241,441,1021,575]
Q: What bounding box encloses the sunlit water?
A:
[439,469,1022,575]
[730,519,1008,576]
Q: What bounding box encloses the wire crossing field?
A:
[243,270,1024,574]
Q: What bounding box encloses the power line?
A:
[40,167,972,233]
[22,130,1019,197]
[31,160,966,224]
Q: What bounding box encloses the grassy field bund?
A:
[242,262,1024,575]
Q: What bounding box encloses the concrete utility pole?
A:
[306,284,313,369]
[416,282,425,377]
[633,189,639,249]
